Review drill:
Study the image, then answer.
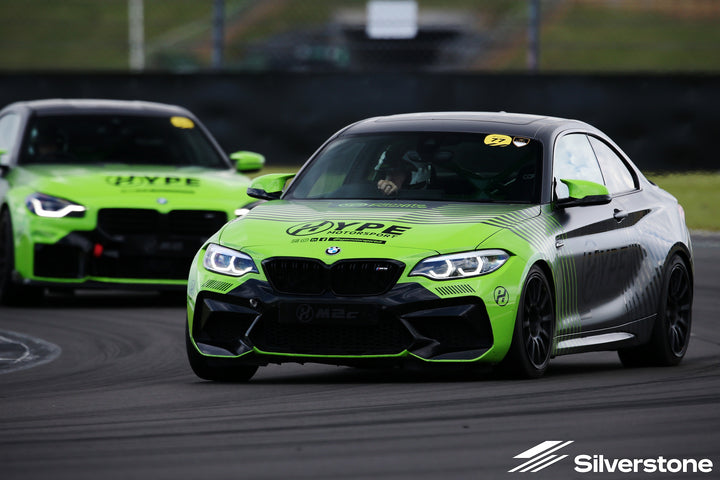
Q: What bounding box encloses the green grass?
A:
[543,6,720,71]
[648,172,720,231]
[487,3,720,71]
[0,0,247,69]
[3,0,719,71]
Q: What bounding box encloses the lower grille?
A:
[32,208,228,280]
[251,312,413,355]
[98,208,227,237]
[402,303,494,355]
[262,258,404,296]
[34,244,84,278]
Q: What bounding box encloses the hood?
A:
[219,199,541,260]
[12,164,253,212]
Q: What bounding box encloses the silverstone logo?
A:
[509,441,714,474]
[509,440,574,473]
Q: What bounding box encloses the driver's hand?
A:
[377,179,399,196]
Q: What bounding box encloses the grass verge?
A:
[648,172,720,232]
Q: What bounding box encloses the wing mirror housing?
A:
[555,179,611,208]
[230,151,265,173]
[247,173,296,200]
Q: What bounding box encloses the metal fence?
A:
[1,0,719,72]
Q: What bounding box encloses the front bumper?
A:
[13,208,228,288]
[189,279,502,367]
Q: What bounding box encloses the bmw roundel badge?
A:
[326,246,341,255]
[157,197,168,205]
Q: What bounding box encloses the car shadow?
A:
[21,289,187,309]
[191,359,632,385]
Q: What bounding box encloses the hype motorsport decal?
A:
[286,220,411,245]
[105,175,200,193]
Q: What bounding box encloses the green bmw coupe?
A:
[186,112,693,380]
[0,99,264,303]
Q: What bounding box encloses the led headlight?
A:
[410,249,510,280]
[203,244,258,277]
[26,192,86,218]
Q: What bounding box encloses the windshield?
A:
[19,114,230,169]
[286,132,542,203]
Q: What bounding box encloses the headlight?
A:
[203,244,258,277]
[410,250,510,280]
[26,192,86,218]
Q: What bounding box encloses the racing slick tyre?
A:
[618,254,692,368]
[500,265,555,378]
[185,323,258,382]
[0,209,42,305]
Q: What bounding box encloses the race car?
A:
[186,112,693,380]
[0,99,264,303]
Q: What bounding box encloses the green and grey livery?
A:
[0,99,264,302]
[186,112,693,380]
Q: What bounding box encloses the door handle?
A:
[613,209,628,222]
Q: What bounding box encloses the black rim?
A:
[522,273,554,368]
[666,263,691,356]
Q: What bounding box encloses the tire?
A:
[500,265,555,378]
[185,322,258,382]
[0,209,13,303]
[618,254,692,367]
[0,209,43,305]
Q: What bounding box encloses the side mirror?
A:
[230,151,265,173]
[555,179,611,208]
[247,173,296,200]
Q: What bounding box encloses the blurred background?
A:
[1,0,719,228]
[2,0,719,72]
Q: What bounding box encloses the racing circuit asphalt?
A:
[1,235,719,480]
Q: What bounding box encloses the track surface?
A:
[1,239,719,480]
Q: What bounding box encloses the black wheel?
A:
[500,265,555,378]
[0,209,43,305]
[0,209,13,302]
[618,254,692,367]
[185,322,258,382]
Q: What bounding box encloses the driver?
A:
[376,146,431,196]
[31,125,67,159]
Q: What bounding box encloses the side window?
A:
[588,136,637,194]
[0,113,22,156]
[553,133,605,199]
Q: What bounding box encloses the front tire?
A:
[0,209,43,305]
[500,265,555,378]
[185,322,258,382]
[618,254,692,367]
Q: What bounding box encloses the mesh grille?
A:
[97,209,227,236]
[252,313,413,356]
